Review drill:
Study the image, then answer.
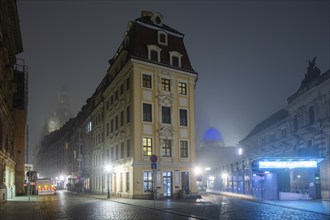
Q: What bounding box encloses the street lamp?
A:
[105,165,112,199]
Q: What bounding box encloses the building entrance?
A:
[163,171,172,197]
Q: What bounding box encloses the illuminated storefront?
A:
[252,158,323,200]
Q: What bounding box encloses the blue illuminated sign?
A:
[259,161,317,169]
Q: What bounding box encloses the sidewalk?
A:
[261,199,330,216]
[0,195,42,220]
[205,190,330,216]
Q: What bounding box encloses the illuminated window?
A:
[178,82,187,95]
[162,106,171,124]
[143,103,152,122]
[161,78,171,91]
[180,109,188,126]
[143,171,153,192]
[143,137,152,156]
[86,121,92,133]
[142,74,152,88]
[162,139,172,157]
[180,140,188,158]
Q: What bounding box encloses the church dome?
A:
[203,126,224,142]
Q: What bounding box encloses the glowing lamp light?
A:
[105,164,112,173]
[221,173,228,179]
[194,167,202,175]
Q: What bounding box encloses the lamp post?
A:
[105,165,112,199]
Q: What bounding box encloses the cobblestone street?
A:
[1,191,329,219]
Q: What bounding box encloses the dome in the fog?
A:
[203,126,224,142]
[200,125,225,148]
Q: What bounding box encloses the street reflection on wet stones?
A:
[36,191,329,220]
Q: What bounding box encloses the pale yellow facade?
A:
[92,57,197,198]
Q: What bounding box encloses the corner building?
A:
[89,11,198,198]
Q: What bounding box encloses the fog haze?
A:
[16,1,330,161]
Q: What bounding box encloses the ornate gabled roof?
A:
[108,11,197,74]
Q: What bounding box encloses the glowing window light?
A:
[259,161,317,169]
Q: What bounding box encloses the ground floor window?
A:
[143,171,153,192]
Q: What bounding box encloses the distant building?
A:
[196,125,242,190]
[0,0,27,201]
[37,11,198,199]
[197,125,240,169]
[42,85,73,134]
[206,58,329,200]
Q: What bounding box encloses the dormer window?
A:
[150,50,158,61]
[147,45,162,62]
[172,56,179,67]
[158,31,167,45]
[169,51,182,67]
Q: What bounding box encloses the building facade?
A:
[0,0,27,201]
[37,11,198,199]
[205,58,329,200]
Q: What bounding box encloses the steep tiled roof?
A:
[109,11,196,74]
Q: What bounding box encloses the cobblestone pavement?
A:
[1,191,329,220]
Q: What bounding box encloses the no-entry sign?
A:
[150,154,158,163]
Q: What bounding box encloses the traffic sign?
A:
[150,154,158,163]
[151,162,157,170]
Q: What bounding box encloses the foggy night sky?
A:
[16,1,329,162]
